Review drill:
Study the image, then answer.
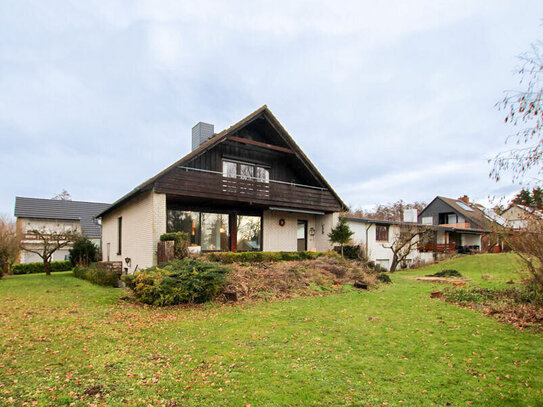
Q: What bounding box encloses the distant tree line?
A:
[347,200,427,222]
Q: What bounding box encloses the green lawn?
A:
[1,254,542,406]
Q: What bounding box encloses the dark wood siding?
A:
[418,198,480,229]
[184,140,320,187]
[154,166,341,212]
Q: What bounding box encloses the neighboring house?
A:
[344,216,435,270]
[14,197,110,263]
[501,204,543,229]
[97,106,346,273]
[417,196,496,251]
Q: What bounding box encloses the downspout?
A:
[365,224,372,259]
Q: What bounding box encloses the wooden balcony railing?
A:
[155,166,341,212]
[418,243,457,253]
[22,232,75,242]
[439,222,472,229]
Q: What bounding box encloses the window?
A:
[237,216,261,251]
[376,225,388,242]
[167,210,200,245]
[222,161,237,178]
[167,210,230,251]
[422,216,433,225]
[239,164,254,180]
[201,213,230,251]
[222,160,269,183]
[117,217,122,255]
[256,166,269,183]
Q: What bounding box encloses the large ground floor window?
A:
[167,209,261,252]
[237,215,261,251]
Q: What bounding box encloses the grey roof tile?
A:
[14,197,110,239]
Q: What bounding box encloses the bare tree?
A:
[493,211,543,287]
[384,225,435,273]
[348,200,426,222]
[21,229,77,275]
[492,39,543,184]
[52,189,72,201]
[0,217,21,275]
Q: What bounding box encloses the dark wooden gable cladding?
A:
[418,197,484,229]
[153,114,341,212]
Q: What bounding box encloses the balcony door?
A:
[297,220,307,251]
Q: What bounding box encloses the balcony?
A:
[418,243,457,253]
[439,222,472,229]
[154,166,341,212]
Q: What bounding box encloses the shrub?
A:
[123,258,230,306]
[428,269,462,278]
[376,273,392,284]
[73,265,119,287]
[442,284,543,307]
[206,251,332,264]
[12,260,72,275]
[374,264,388,273]
[69,236,98,266]
[334,245,364,260]
[160,232,189,259]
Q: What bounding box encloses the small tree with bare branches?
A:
[0,217,21,276]
[52,189,72,201]
[492,212,543,287]
[385,225,435,273]
[21,229,78,275]
[492,39,543,183]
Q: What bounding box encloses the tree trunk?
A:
[44,260,51,276]
[341,244,344,258]
[389,255,399,273]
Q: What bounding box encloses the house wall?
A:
[347,220,434,270]
[460,233,481,247]
[18,217,80,264]
[501,206,531,229]
[314,212,338,252]
[262,211,337,252]
[101,190,166,273]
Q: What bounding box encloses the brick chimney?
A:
[458,195,470,204]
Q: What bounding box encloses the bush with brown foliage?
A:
[217,257,378,303]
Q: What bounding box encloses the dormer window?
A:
[222,160,269,183]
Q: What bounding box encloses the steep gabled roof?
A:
[14,197,110,238]
[419,196,503,229]
[98,106,346,217]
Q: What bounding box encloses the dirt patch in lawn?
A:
[441,285,543,331]
[217,257,377,303]
[415,276,467,285]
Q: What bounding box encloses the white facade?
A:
[18,218,80,263]
[346,219,434,270]
[262,210,337,252]
[101,193,339,273]
[101,189,166,273]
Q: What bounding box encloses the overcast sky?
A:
[2,1,543,216]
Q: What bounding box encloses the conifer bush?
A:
[123,258,230,306]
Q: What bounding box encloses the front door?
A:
[297,220,307,251]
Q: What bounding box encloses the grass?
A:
[0,254,542,406]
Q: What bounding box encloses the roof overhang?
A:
[269,206,326,216]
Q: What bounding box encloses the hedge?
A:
[73,266,120,287]
[206,251,333,264]
[12,261,72,275]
